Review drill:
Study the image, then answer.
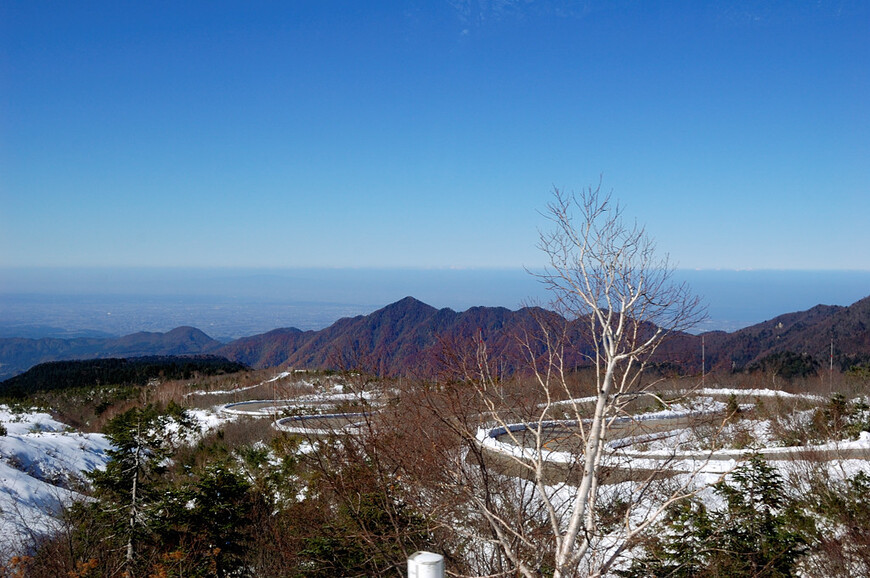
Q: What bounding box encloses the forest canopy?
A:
[0,356,248,398]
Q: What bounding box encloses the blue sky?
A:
[1,1,868,271]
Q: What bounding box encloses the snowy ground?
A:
[0,406,111,555]
[480,389,870,482]
[184,370,295,398]
[0,402,239,557]
[3,380,870,568]
[0,370,317,557]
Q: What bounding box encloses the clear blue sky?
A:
[2,1,868,270]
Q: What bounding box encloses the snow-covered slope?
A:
[0,406,111,555]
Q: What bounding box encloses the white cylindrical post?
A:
[408,551,444,578]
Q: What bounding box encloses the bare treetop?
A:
[536,184,705,353]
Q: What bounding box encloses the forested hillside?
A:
[0,356,247,398]
[3,295,870,380]
[0,327,222,379]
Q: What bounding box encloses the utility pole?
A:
[701,334,705,388]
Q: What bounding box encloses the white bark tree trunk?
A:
[460,185,705,577]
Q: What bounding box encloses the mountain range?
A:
[2,294,869,381]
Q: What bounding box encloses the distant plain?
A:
[2,268,869,340]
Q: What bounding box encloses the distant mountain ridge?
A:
[0,327,223,380]
[2,295,870,380]
[217,297,561,377]
[703,295,870,372]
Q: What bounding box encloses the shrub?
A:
[797,468,870,576]
[811,393,870,440]
[749,351,819,380]
[622,455,812,577]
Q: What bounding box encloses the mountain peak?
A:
[374,297,439,317]
[394,296,434,308]
[165,326,216,341]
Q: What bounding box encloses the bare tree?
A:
[391,185,710,578]
[532,185,705,575]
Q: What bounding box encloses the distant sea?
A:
[1,268,869,340]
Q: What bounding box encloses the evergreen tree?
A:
[710,455,809,576]
[164,460,255,578]
[86,403,193,576]
[622,455,810,577]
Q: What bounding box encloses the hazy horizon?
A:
[2,267,868,340]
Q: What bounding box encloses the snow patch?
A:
[0,405,111,556]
